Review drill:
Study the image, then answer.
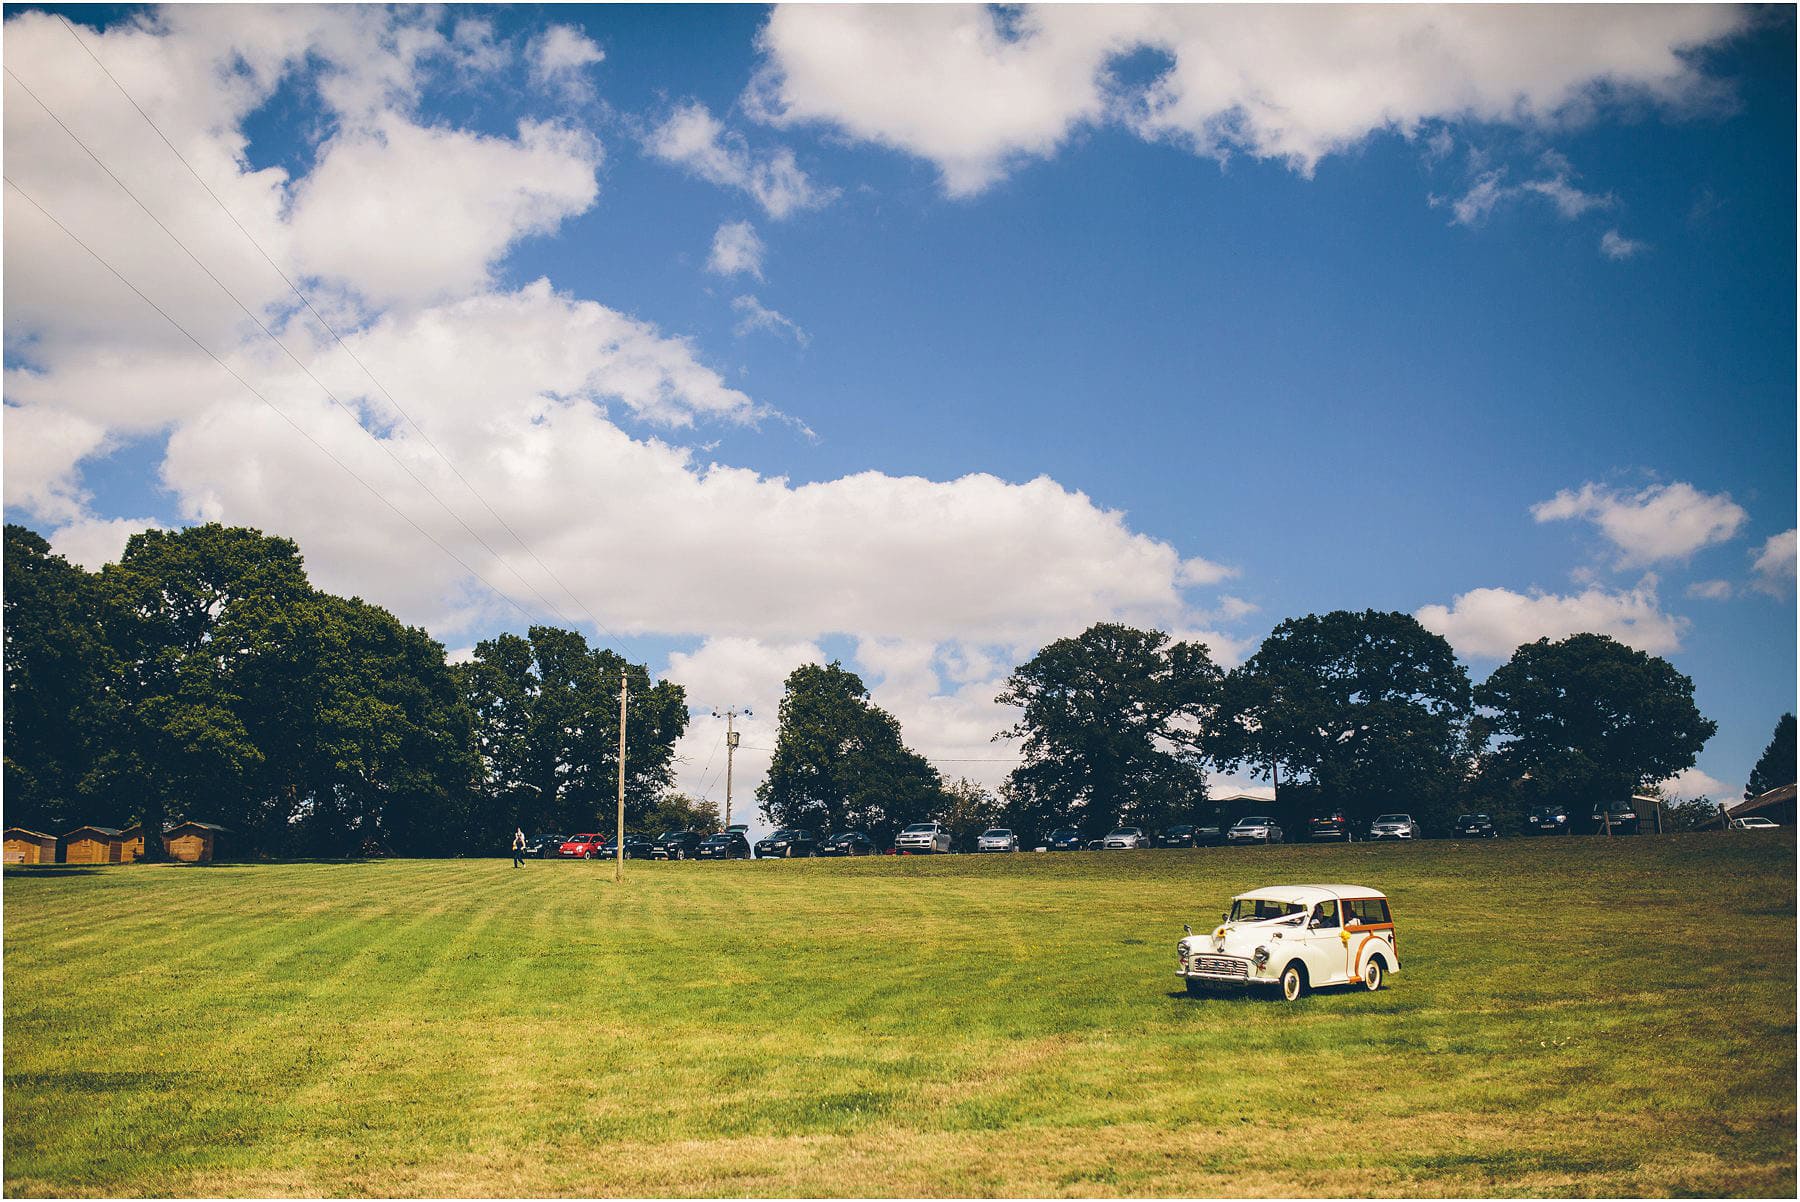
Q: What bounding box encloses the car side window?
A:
[1313,901,1339,928]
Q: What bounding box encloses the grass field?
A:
[5,834,1795,1197]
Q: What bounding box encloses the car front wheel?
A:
[1363,957,1384,991]
[1279,963,1307,1002]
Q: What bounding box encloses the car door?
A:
[1302,900,1350,985]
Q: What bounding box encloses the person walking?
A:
[512,827,526,868]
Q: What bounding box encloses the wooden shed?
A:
[165,821,227,863]
[119,824,148,863]
[63,826,125,865]
[4,828,59,864]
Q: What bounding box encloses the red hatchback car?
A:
[559,833,606,858]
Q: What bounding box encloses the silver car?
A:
[1367,813,1420,840]
[1102,826,1151,850]
[1227,816,1284,844]
[975,827,1018,853]
[894,821,952,854]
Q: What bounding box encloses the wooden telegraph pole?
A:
[615,672,628,884]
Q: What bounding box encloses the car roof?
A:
[1232,884,1389,905]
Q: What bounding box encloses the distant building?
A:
[4,828,58,864]
[63,827,125,864]
[1726,783,1796,826]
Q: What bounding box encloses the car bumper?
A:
[1368,831,1413,839]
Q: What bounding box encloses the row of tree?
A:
[7,521,1776,856]
[3,523,689,858]
[759,615,1748,844]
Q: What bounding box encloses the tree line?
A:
[760,615,1750,843]
[7,522,1773,856]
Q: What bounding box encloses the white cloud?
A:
[1686,579,1733,602]
[644,100,832,219]
[731,295,808,346]
[1532,481,1747,567]
[1416,578,1686,659]
[1521,168,1614,219]
[528,24,604,101]
[1658,767,1732,802]
[1436,169,1510,226]
[750,5,1748,194]
[1436,158,1612,227]
[1600,229,1648,260]
[1751,529,1796,597]
[707,221,765,280]
[47,514,166,569]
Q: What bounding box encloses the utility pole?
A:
[615,673,628,884]
[712,707,751,830]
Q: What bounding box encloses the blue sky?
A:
[4,4,1794,820]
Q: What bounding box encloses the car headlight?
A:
[1253,945,1270,967]
[1555,815,1566,823]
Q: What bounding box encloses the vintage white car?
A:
[1177,884,1400,1001]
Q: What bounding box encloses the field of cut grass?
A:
[4,833,1795,1197]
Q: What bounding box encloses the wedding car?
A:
[1176,884,1399,1001]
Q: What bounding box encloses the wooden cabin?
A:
[3,828,59,864]
[164,821,227,863]
[63,826,125,865]
[119,824,148,863]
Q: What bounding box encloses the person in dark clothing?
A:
[511,828,526,868]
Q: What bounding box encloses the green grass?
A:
[5,834,1794,1197]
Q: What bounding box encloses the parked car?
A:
[1046,827,1085,851]
[754,828,818,858]
[819,830,877,856]
[601,834,656,860]
[1192,822,1228,847]
[1227,816,1284,845]
[559,833,607,858]
[1586,802,1640,836]
[1522,805,1570,835]
[1731,815,1779,830]
[975,828,1019,853]
[696,831,751,859]
[1155,824,1198,849]
[1366,813,1419,841]
[894,822,952,854]
[1102,827,1151,850]
[1177,884,1400,1001]
[652,830,704,860]
[1452,813,1498,839]
[524,833,566,858]
[1309,811,1353,842]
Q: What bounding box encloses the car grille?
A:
[1191,956,1249,979]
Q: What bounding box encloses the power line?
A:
[49,14,633,652]
[4,63,586,633]
[4,175,547,628]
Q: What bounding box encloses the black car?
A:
[696,831,751,859]
[1523,805,1569,835]
[1155,824,1197,848]
[1310,811,1353,842]
[819,830,876,856]
[1587,802,1641,836]
[601,834,656,860]
[1192,823,1227,847]
[524,833,566,858]
[652,830,704,860]
[1047,827,1084,851]
[1452,812,1498,838]
[754,828,818,858]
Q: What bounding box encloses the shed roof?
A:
[165,821,229,834]
[64,826,124,838]
[4,828,56,840]
[1727,783,1796,818]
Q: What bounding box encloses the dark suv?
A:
[1523,805,1569,835]
[755,828,818,858]
[1587,802,1641,836]
[652,830,704,860]
[1309,811,1353,842]
[1047,827,1084,851]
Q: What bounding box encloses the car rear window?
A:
[1346,898,1392,925]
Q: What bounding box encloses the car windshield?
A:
[1235,817,1271,827]
[1466,814,1490,822]
[769,829,796,840]
[1167,825,1194,834]
[1375,815,1409,824]
[982,829,1011,837]
[902,824,936,833]
[1051,828,1078,838]
[703,834,728,843]
[1230,898,1306,922]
